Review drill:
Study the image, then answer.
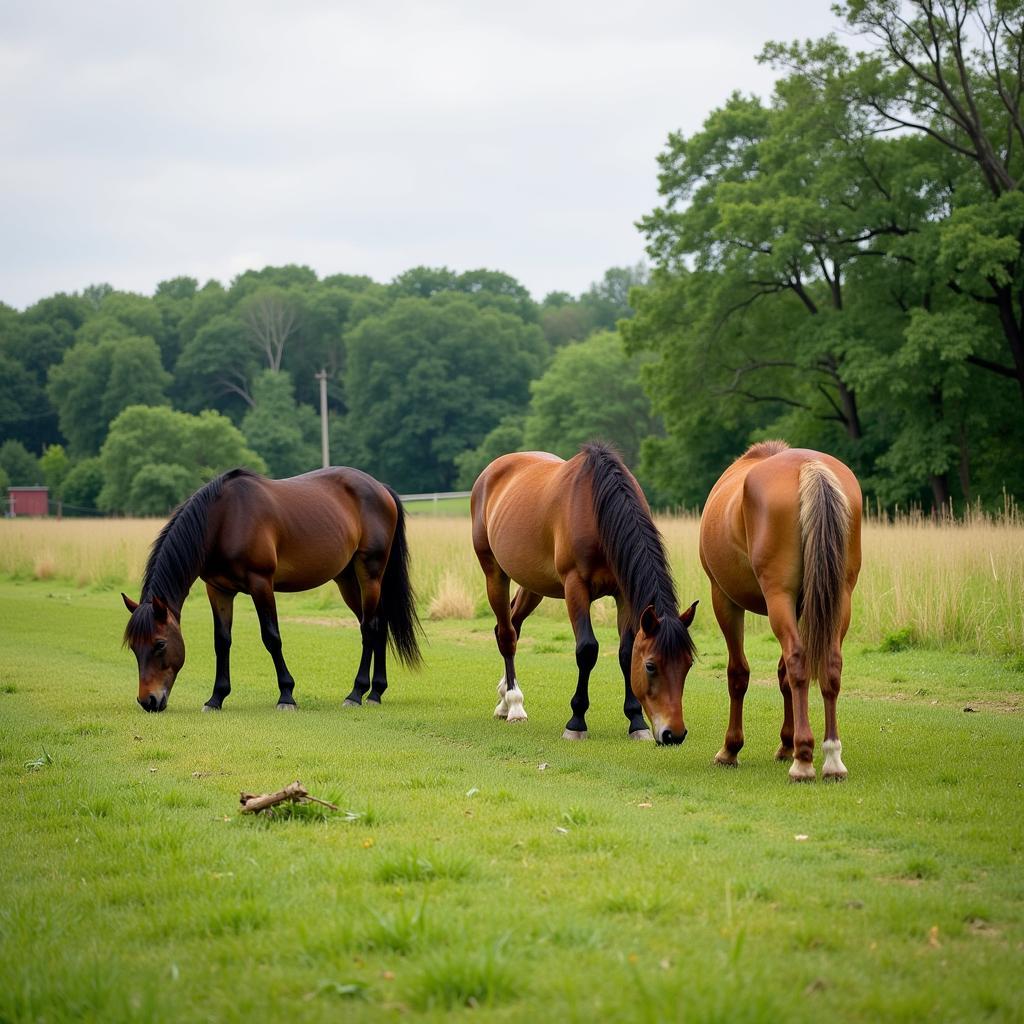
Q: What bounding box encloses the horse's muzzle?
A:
[138,692,168,713]
[657,727,687,746]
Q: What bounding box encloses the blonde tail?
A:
[798,462,851,684]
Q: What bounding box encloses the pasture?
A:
[1,515,1023,1022]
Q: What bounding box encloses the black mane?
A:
[582,443,695,660]
[124,468,253,645]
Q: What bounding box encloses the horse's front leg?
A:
[616,599,652,739]
[249,575,296,710]
[563,574,597,740]
[203,583,235,711]
[711,583,749,767]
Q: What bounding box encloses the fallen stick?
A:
[239,780,339,814]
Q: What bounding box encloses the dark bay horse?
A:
[699,441,862,781]
[122,467,421,712]
[471,443,698,744]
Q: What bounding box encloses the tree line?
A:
[1,0,1021,515]
[0,263,649,513]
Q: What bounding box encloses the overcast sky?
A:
[1,1,843,309]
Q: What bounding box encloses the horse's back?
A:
[701,445,861,610]
[472,452,586,597]
[209,468,397,591]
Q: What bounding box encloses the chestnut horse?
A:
[699,441,861,781]
[122,467,421,713]
[471,444,698,744]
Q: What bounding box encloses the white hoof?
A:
[822,739,848,780]
[629,729,653,742]
[505,686,527,723]
[493,675,509,718]
[562,729,588,740]
[788,758,816,783]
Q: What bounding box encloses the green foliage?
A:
[38,444,70,498]
[0,440,40,486]
[522,330,656,466]
[61,458,104,513]
[454,415,525,489]
[98,406,265,515]
[47,335,171,456]
[345,294,548,491]
[241,371,320,478]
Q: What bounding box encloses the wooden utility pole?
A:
[315,368,329,468]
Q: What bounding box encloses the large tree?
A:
[98,406,264,515]
[47,334,171,456]
[344,293,549,491]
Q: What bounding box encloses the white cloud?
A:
[1,0,841,307]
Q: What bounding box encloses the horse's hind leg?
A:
[711,583,749,767]
[204,583,235,711]
[337,565,387,707]
[480,557,527,722]
[563,573,597,740]
[765,590,814,781]
[776,654,794,761]
[249,575,297,710]
[820,590,852,780]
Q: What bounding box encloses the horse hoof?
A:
[788,759,816,783]
[343,698,361,707]
[822,771,848,782]
[714,749,739,767]
[493,701,509,719]
[366,697,382,706]
[775,745,794,761]
[276,702,297,712]
[562,729,588,740]
[202,704,221,713]
[629,729,653,742]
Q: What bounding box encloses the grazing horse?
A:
[699,441,862,781]
[471,443,698,744]
[122,467,421,713]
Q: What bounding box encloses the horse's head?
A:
[631,601,698,745]
[122,593,186,712]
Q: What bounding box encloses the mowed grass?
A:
[1,579,1023,1023]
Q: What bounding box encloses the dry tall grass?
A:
[1,512,1020,653]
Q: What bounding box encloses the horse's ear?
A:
[639,605,660,636]
[152,595,168,623]
[121,593,139,614]
[680,600,698,628]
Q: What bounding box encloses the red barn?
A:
[8,487,49,517]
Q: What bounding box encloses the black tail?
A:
[380,485,424,668]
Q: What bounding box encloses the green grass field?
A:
[1,578,1022,1023]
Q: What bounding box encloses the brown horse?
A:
[699,441,862,781]
[471,444,698,744]
[122,467,421,712]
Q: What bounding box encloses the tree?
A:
[98,406,265,514]
[175,313,259,418]
[454,415,525,489]
[0,351,49,452]
[239,286,303,372]
[0,440,40,486]
[241,371,320,478]
[62,458,104,514]
[767,2,1024,407]
[579,263,649,330]
[39,444,71,498]
[344,294,549,490]
[47,335,171,455]
[522,331,658,467]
